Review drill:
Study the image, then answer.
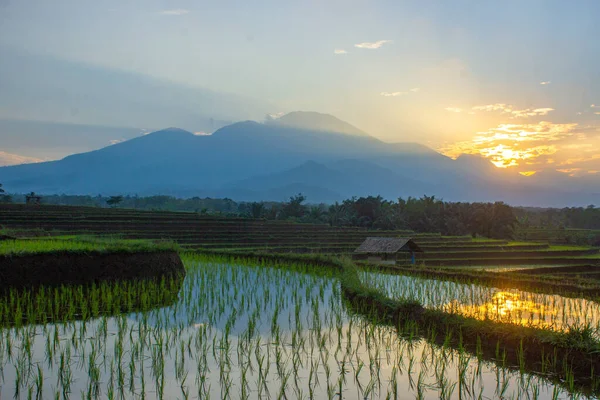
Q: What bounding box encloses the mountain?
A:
[223,160,430,202]
[266,111,370,137]
[1,113,599,207]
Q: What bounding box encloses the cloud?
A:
[160,9,189,16]
[471,103,554,119]
[333,49,348,55]
[445,107,462,113]
[439,121,585,169]
[381,92,404,97]
[380,88,420,97]
[472,104,512,112]
[109,139,125,145]
[540,81,551,85]
[193,132,211,136]
[354,40,392,49]
[0,151,44,167]
[265,112,285,120]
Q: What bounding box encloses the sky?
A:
[0,0,599,176]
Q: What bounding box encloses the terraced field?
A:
[2,204,600,397]
[1,204,599,271]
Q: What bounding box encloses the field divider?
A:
[359,263,600,301]
[190,248,600,395]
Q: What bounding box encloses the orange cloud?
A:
[471,104,554,119]
[439,121,593,170]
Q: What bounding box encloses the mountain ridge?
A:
[0,113,598,207]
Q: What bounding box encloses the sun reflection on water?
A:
[444,290,564,329]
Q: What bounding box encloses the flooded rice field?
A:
[363,271,600,334]
[0,255,586,399]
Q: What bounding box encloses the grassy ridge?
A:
[0,236,178,256]
[190,249,600,394]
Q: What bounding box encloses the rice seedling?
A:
[362,270,600,336]
[0,253,591,398]
[0,236,178,256]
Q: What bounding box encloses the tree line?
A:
[1,187,598,240]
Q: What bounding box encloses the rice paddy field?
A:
[0,254,592,399]
[1,204,600,398]
[1,204,599,270]
[362,271,600,334]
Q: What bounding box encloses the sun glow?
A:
[519,171,537,176]
[444,290,557,329]
[440,121,582,169]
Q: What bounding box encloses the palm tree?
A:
[106,195,124,208]
[308,205,327,223]
[250,202,265,219]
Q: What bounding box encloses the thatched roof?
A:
[354,237,423,254]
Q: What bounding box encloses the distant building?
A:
[354,237,424,265]
[25,192,41,205]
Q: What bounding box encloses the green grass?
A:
[0,236,178,256]
[545,245,595,251]
[584,253,600,259]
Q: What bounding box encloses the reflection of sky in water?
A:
[0,260,581,399]
[363,271,600,333]
[129,262,334,334]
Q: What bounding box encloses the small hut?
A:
[25,192,41,205]
[354,237,424,265]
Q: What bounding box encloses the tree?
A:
[280,193,307,219]
[106,195,124,208]
[0,183,10,203]
[250,202,265,219]
[306,205,327,223]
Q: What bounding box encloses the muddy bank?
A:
[0,251,185,289]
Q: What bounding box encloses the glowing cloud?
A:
[109,139,125,145]
[266,112,285,120]
[354,40,392,49]
[440,121,582,169]
[471,103,554,119]
[540,81,551,85]
[333,49,348,55]
[0,151,44,166]
[380,88,420,97]
[519,171,537,176]
[472,104,512,112]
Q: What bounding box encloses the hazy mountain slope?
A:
[0,119,235,162]
[0,112,598,206]
[227,159,432,202]
[0,120,452,196]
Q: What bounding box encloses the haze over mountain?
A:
[266,111,370,137]
[0,112,597,207]
[2,1,600,190]
[0,46,270,132]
